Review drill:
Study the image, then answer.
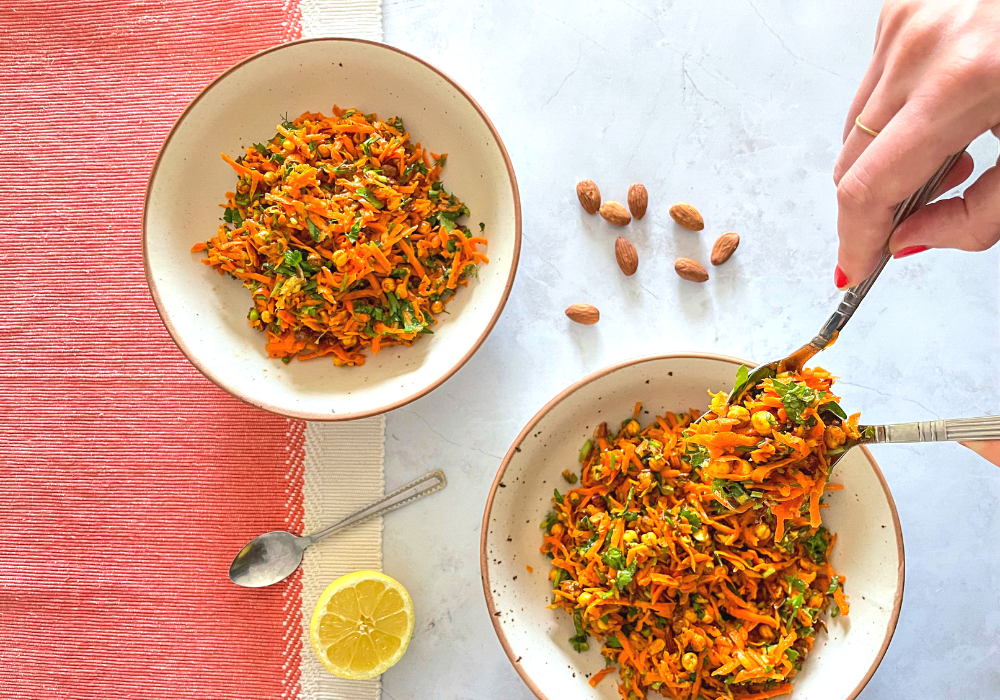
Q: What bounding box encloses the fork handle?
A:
[858,416,1000,444]
[808,149,967,352]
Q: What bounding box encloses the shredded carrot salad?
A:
[191,107,488,366]
[541,367,855,700]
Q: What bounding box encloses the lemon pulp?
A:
[309,571,414,679]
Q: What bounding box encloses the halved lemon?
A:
[309,571,415,679]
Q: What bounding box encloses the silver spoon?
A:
[229,469,446,588]
[719,149,968,411]
[827,415,1000,471]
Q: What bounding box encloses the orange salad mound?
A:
[192,107,488,366]
[541,367,855,700]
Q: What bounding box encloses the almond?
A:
[599,201,631,226]
[711,232,740,265]
[614,237,638,276]
[627,183,648,219]
[565,303,600,325]
[669,202,704,231]
[576,180,601,215]
[674,257,709,282]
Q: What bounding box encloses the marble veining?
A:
[378,2,1000,698]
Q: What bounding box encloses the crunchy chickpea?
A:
[332,250,349,268]
[307,253,322,266]
[418,221,430,234]
[736,461,753,477]
[672,617,689,633]
[751,410,775,436]
[693,529,709,542]
[683,609,699,623]
[237,181,249,194]
[577,591,593,606]
[700,610,714,624]
[641,532,658,548]
[688,630,707,652]
[263,171,277,185]
[317,144,331,157]
[278,214,288,226]
[754,523,771,540]
[260,310,273,323]
[548,568,558,582]
[758,625,775,642]
[341,335,356,347]
[681,652,698,672]
[625,419,640,436]
[622,530,639,544]
[431,300,444,314]
[649,638,666,655]
[727,405,750,422]
[282,139,295,151]
[595,617,609,632]
[381,278,396,293]
[825,425,847,449]
[550,522,564,536]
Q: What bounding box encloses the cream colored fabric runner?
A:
[296,6,385,699]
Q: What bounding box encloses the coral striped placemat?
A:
[0,1,384,698]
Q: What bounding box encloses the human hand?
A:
[963,440,1000,468]
[833,0,1000,288]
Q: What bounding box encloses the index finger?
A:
[835,101,973,286]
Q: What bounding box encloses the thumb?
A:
[889,163,1000,254]
[962,441,1000,469]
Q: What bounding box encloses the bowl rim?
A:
[142,37,522,421]
[480,351,905,700]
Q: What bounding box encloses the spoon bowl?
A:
[230,531,307,588]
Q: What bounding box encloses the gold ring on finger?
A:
[855,115,880,137]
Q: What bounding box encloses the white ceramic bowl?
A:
[144,39,520,420]
[481,353,903,700]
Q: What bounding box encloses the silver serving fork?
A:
[828,416,1000,470]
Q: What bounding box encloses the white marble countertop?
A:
[377,2,1000,698]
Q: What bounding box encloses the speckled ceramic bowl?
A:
[481,353,903,700]
[144,38,520,420]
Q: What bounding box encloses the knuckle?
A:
[837,169,878,210]
[943,41,1000,89]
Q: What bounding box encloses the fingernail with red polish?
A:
[834,265,848,290]
[893,245,928,259]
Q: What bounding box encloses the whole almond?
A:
[614,237,639,276]
[711,232,740,265]
[599,201,631,226]
[576,180,601,215]
[565,303,600,325]
[627,183,648,219]
[669,202,705,231]
[674,257,709,282]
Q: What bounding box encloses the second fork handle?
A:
[859,416,1000,444]
[808,149,967,352]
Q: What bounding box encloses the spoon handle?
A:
[858,416,1000,444]
[806,149,967,354]
[303,470,447,545]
